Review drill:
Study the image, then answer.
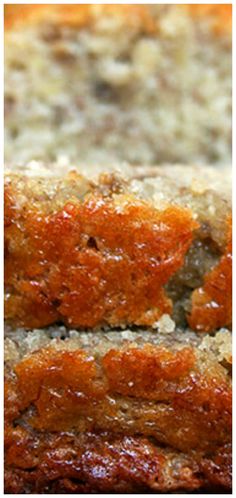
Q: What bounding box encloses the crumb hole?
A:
[87,237,98,250]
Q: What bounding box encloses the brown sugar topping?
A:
[5,342,230,451]
[103,345,196,397]
[5,183,197,329]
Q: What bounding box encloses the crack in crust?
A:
[188,217,232,332]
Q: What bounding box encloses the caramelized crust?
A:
[5,326,232,492]
[103,345,196,395]
[5,173,197,329]
[188,218,232,332]
[5,340,231,453]
[4,428,231,493]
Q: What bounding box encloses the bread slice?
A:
[4,5,232,166]
[5,164,232,332]
[5,325,232,493]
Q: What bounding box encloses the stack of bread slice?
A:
[4,6,232,494]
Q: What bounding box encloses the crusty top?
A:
[4,4,232,35]
[5,171,198,329]
[4,168,232,331]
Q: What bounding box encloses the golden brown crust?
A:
[5,173,197,329]
[4,326,232,492]
[5,341,231,453]
[4,4,232,34]
[103,345,196,396]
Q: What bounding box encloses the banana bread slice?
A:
[4,164,232,331]
[5,325,232,493]
[4,5,232,166]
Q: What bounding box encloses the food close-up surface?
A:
[4,4,232,495]
[5,4,232,166]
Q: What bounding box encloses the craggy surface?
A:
[5,172,198,329]
[5,344,231,449]
[4,328,232,492]
[4,430,232,493]
[4,169,232,331]
[189,217,232,332]
[4,168,232,492]
[4,6,232,493]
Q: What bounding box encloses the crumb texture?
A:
[4,5,232,166]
